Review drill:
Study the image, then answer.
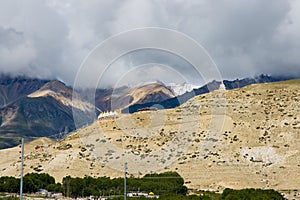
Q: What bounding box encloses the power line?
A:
[19,138,24,200]
[124,162,127,200]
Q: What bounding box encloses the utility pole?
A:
[20,138,24,200]
[124,162,127,200]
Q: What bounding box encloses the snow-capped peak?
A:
[168,82,200,96]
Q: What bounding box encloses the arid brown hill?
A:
[0,79,299,192]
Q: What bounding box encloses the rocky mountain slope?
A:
[0,78,299,192]
[0,77,176,149]
[0,75,49,107]
[0,80,94,149]
[124,75,292,113]
[94,81,175,111]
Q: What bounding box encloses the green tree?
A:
[46,183,63,193]
[221,188,285,200]
[0,176,19,193]
[23,176,38,193]
[24,173,55,189]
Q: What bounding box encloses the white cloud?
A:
[0,27,36,72]
[0,0,299,87]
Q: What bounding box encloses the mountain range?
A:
[0,77,175,149]
[123,74,291,113]
[0,74,295,149]
[93,81,175,111]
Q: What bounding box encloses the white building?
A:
[219,81,226,90]
[97,110,119,120]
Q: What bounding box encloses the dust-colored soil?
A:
[1,79,299,193]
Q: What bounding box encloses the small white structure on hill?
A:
[98,110,119,120]
[219,81,226,90]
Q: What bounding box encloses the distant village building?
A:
[127,191,159,198]
[97,110,119,121]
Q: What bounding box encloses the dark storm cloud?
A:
[0,0,300,87]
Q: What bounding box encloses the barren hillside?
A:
[0,79,299,192]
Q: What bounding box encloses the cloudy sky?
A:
[1,0,300,88]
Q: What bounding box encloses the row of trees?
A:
[0,173,61,194]
[221,188,285,200]
[62,171,187,198]
[0,172,286,200]
[0,172,186,198]
[112,194,213,200]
